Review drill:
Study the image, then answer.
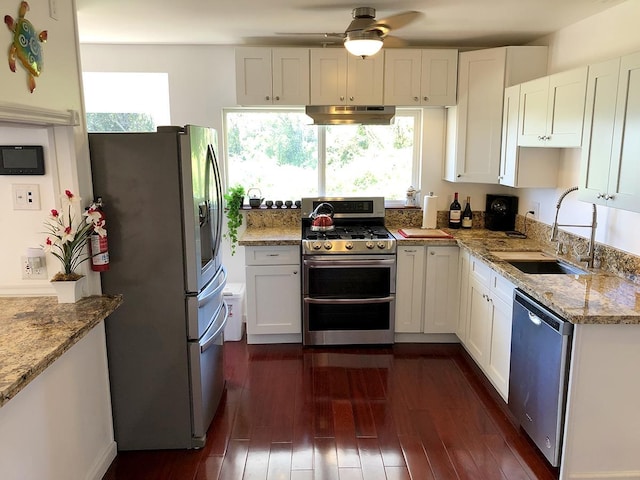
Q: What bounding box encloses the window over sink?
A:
[223,108,420,201]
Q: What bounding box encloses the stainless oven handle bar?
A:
[304,296,394,305]
[303,259,395,268]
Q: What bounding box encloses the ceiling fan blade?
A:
[275,32,345,38]
[365,11,423,36]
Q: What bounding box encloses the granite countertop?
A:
[240,224,640,325]
[0,294,123,407]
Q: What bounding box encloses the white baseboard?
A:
[394,333,460,343]
[86,441,117,480]
[568,471,640,479]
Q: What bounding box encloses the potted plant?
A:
[43,189,107,302]
[223,185,245,255]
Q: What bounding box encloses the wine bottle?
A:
[461,196,473,229]
[449,192,461,229]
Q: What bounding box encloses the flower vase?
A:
[51,276,86,303]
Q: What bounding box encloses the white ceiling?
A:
[75,0,624,48]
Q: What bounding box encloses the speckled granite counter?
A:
[240,223,640,326]
[239,227,301,246]
[0,294,123,407]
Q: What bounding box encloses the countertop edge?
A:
[0,294,123,408]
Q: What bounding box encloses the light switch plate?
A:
[48,0,59,20]
[12,184,41,210]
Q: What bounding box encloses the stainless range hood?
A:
[305,105,396,125]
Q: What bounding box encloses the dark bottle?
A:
[449,192,461,229]
[461,196,473,229]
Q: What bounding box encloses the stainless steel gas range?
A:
[301,197,396,346]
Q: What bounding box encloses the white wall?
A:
[0,0,99,294]
[523,0,640,256]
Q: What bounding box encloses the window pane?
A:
[226,111,318,201]
[325,116,415,200]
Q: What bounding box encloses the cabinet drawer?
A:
[491,271,515,305]
[245,246,300,265]
[470,256,491,285]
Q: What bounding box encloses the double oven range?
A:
[301,197,397,346]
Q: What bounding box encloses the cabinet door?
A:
[310,49,347,104]
[517,76,549,146]
[487,293,512,401]
[272,48,310,105]
[500,85,520,186]
[500,85,560,188]
[446,47,507,183]
[347,54,384,105]
[235,47,273,105]
[578,58,621,205]
[394,246,425,333]
[423,246,459,334]
[465,276,491,365]
[608,51,640,213]
[545,67,588,147]
[421,49,458,106]
[383,49,422,105]
[246,265,301,335]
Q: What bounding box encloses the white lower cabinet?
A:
[245,246,301,343]
[460,255,515,401]
[423,246,459,333]
[395,245,458,335]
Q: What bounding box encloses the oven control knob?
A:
[366,241,375,249]
[377,241,387,249]
[323,242,332,250]
[345,242,354,250]
[312,242,322,250]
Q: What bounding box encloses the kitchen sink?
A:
[489,250,589,275]
[507,260,588,275]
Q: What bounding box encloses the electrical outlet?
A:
[48,0,59,20]
[12,184,41,210]
[528,201,540,219]
[22,256,48,280]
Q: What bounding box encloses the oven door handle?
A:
[303,259,395,268]
[304,296,394,305]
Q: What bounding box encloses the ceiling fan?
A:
[280,7,423,58]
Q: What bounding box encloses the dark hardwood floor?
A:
[103,339,559,480]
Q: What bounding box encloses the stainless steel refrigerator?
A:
[89,125,227,450]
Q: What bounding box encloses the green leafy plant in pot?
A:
[223,185,245,255]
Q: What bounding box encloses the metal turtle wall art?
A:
[4,1,47,93]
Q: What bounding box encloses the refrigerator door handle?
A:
[201,302,228,353]
[198,266,227,307]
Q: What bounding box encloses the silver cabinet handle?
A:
[265,95,270,101]
[275,96,280,101]
[293,271,298,275]
[413,96,419,102]
[596,193,605,199]
[538,135,544,140]
[528,311,542,326]
[605,194,615,200]
[340,96,345,101]
[349,96,354,101]
[430,251,436,255]
[423,96,429,102]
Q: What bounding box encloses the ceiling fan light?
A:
[344,31,383,58]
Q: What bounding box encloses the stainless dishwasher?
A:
[509,289,573,467]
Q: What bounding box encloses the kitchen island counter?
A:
[0,294,123,407]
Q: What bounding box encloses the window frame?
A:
[222,107,422,203]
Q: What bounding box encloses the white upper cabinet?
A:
[517,67,588,147]
[579,52,640,213]
[235,47,310,106]
[444,46,548,184]
[383,49,458,106]
[499,84,560,188]
[310,49,384,105]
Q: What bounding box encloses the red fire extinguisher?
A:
[88,197,110,272]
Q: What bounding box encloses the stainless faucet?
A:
[550,186,597,268]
